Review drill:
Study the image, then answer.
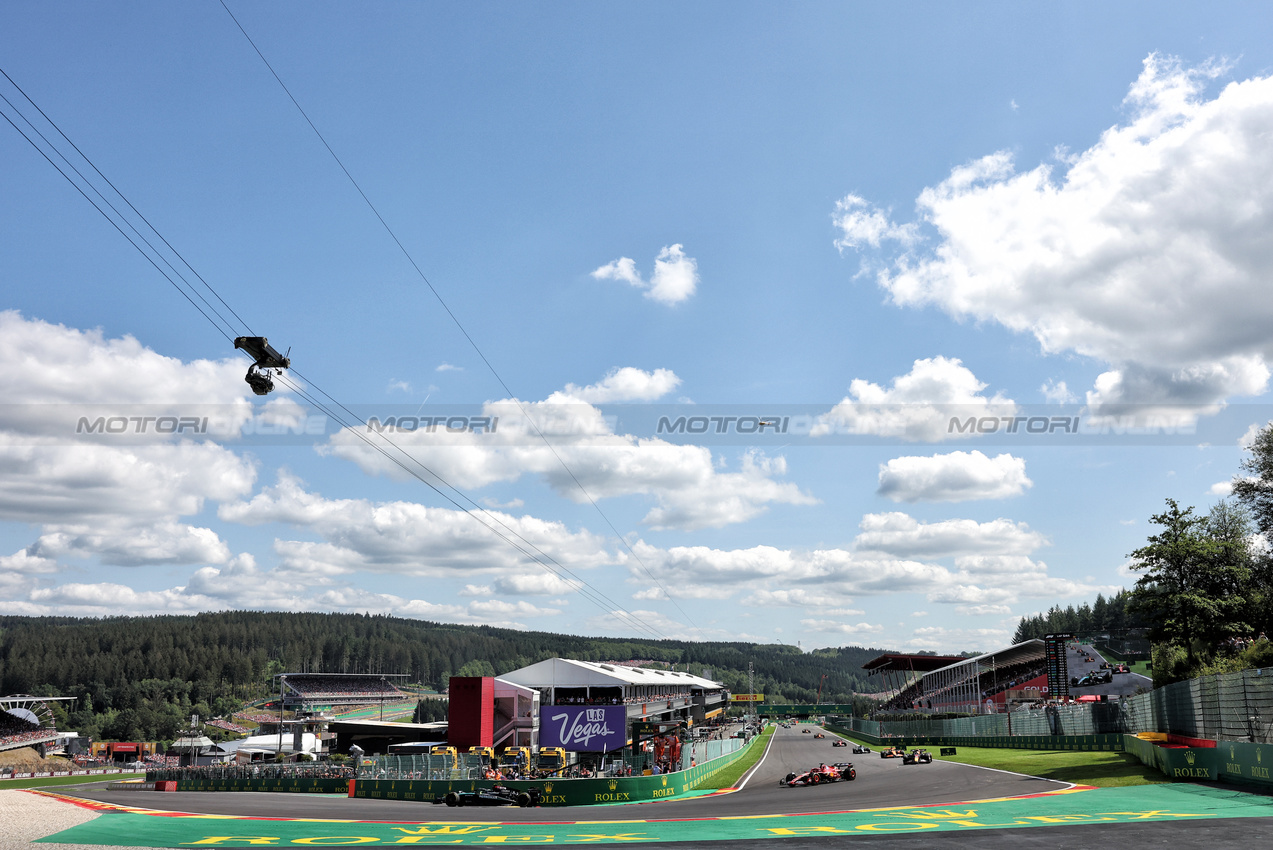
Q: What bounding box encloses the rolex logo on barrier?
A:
[661,776,668,787]
[608,780,617,791]
[1258,748,1264,764]
[544,782,554,794]
[1231,745,1237,760]
[1184,750,1196,765]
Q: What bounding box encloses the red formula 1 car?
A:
[780,762,856,786]
[831,739,847,747]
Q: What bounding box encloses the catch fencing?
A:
[847,667,1273,744]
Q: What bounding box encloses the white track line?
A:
[733,729,779,791]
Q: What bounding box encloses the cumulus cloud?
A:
[218,472,613,577]
[561,367,681,403]
[852,512,1048,559]
[814,357,1015,442]
[877,451,1032,502]
[832,194,918,251]
[592,244,699,305]
[325,372,813,531]
[840,55,1273,411]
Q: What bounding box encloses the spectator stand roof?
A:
[917,640,1047,714]
[275,673,409,709]
[861,654,967,699]
[498,658,723,691]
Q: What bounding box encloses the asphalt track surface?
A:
[49,725,1273,848]
[1068,642,1154,697]
[59,724,1065,820]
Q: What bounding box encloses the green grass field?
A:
[831,732,1166,788]
[0,772,143,790]
[697,726,775,789]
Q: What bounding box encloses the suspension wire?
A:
[0,68,669,642]
[0,94,234,343]
[0,67,258,337]
[273,369,667,640]
[218,1,700,632]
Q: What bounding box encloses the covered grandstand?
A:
[0,695,70,755]
[864,641,1049,715]
[276,673,407,711]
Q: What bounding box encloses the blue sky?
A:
[3,2,1273,654]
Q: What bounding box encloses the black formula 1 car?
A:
[852,744,871,754]
[831,739,847,747]
[435,785,541,807]
[902,749,933,765]
[780,762,856,786]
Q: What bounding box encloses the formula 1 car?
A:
[852,744,871,754]
[1113,664,1130,674]
[801,728,811,733]
[880,746,906,758]
[814,733,826,738]
[831,739,847,747]
[780,762,856,786]
[435,785,541,807]
[902,749,933,765]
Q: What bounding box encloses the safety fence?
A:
[849,667,1273,744]
[353,733,760,806]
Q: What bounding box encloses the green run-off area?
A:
[38,784,1273,846]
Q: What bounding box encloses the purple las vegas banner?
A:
[539,705,627,752]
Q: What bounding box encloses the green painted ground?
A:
[0,772,143,790]
[36,784,1273,846]
[697,726,774,789]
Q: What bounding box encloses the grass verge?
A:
[696,726,775,789]
[831,732,1165,788]
[0,772,143,790]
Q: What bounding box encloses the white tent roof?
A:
[499,658,722,690]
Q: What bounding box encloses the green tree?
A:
[1128,499,1250,670]
[1233,423,1273,536]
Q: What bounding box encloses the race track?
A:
[59,724,1066,821]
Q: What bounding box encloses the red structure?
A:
[448,676,494,748]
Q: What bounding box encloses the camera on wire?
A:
[234,336,291,396]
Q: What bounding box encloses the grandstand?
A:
[276,673,408,711]
[0,695,71,756]
[864,641,1049,715]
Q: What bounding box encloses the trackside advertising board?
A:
[539,705,626,752]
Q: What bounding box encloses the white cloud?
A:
[801,619,885,636]
[814,357,1015,442]
[592,244,699,305]
[436,363,462,372]
[832,194,918,251]
[852,512,1048,558]
[561,367,681,403]
[1210,481,1234,496]
[1040,379,1075,404]
[843,55,1273,410]
[325,373,813,531]
[877,451,1032,502]
[218,473,613,577]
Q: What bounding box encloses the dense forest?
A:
[0,612,885,742]
[1011,590,1142,642]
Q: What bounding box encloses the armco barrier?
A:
[1122,734,1218,782]
[354,734,761,806]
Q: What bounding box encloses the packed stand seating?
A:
[234,713,281,725]
[206,719,250,735]
[980,660,1047,698]
[882,679,925,711]
[0,710,53,748]
[283,675,404,701]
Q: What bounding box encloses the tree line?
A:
[0,610,885,742]
[1012,423,1273,686]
